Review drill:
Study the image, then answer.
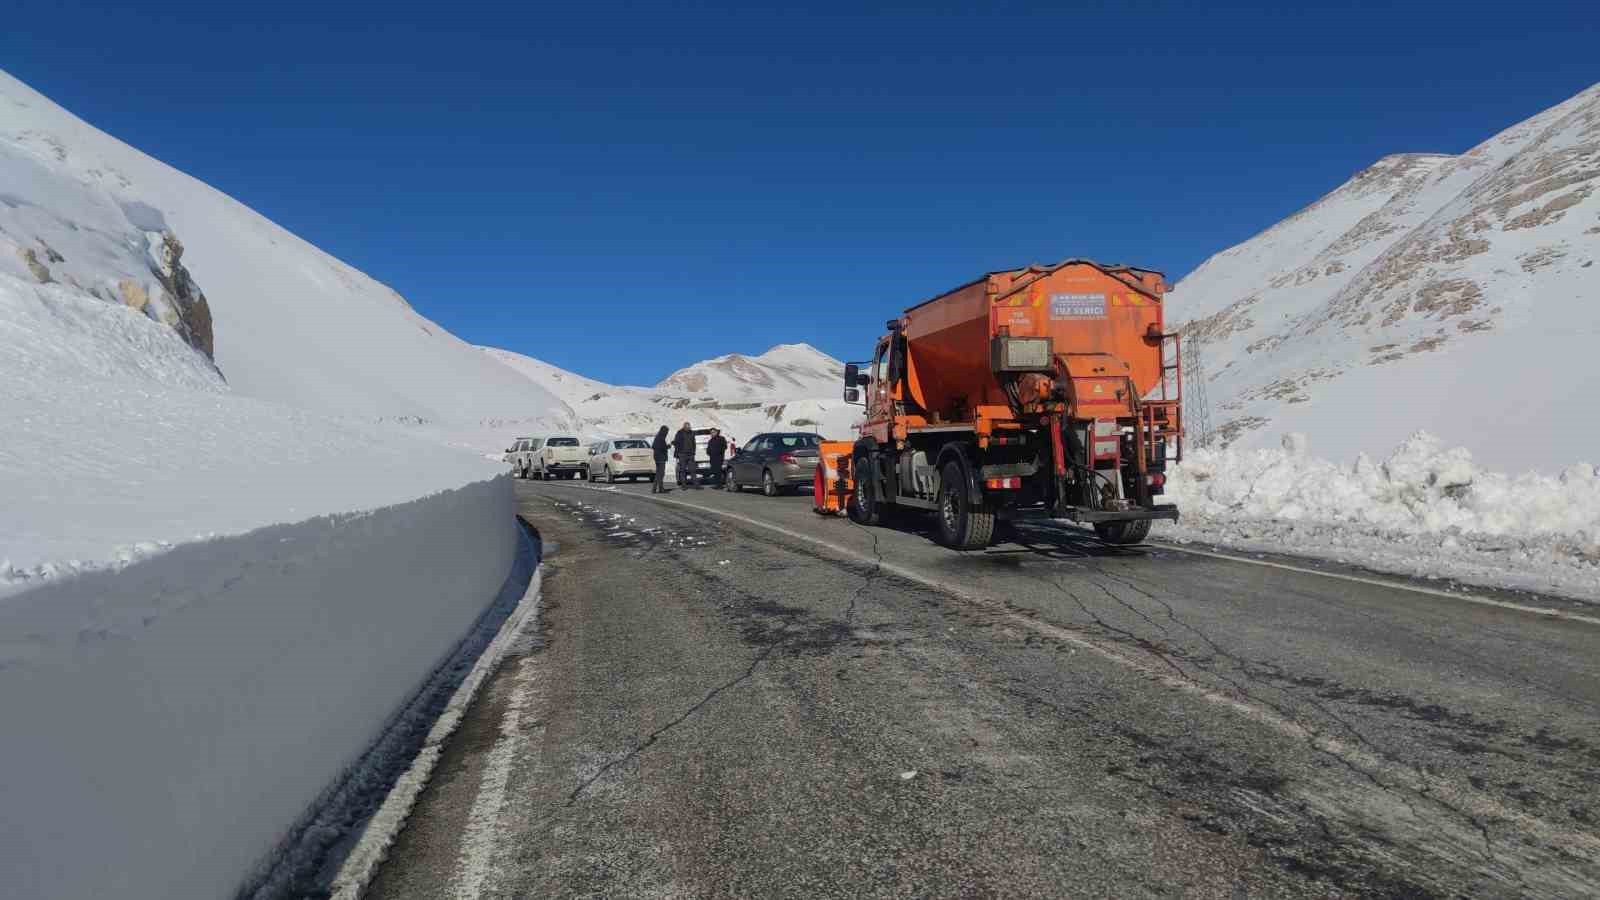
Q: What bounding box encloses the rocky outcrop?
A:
[17,247,52,283]
[147,231,214,359]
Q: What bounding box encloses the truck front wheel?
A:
[1093,518,1152,545]
[847,455,880,526]
[937,459,994,550]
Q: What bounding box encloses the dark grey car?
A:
[725,432,822,496]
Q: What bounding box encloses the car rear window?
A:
[777,435,819,449]
[547,437,579,446]
[614,440,647,449]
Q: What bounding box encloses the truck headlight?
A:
[991,336,1054,372]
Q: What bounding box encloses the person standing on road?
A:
[706,428,728,487]
[651,426,670,493]
[673,421,697,488]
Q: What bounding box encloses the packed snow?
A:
[1173,83,1600,473]
[1165,432,1600,601]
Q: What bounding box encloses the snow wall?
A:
[0,475,518,900]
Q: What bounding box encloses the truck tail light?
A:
[1146,473,1166,488]
[611,452,622,461]
[984,477,1022,490]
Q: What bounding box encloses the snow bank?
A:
[0,476,518,900]
[1166,432,1600,600]
[0,268,524,899]
[0,275,507,583]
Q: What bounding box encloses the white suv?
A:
[534,435,588,480]
[506,436,545,479]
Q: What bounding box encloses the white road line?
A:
[551,480,1600,627]
[452,615,548,900]
[1153,543,1600,627]
[327,554,543,900]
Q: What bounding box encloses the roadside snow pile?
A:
[0,68,535,900]
[0,275,502,585]
[0,267,527,900]
[1166,432,1600,600]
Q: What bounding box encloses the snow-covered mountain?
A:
[480,343,863,444]
[0,69,572,453]
[1173,83,1600,472]
[656,343,846,400]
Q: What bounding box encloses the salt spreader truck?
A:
[815,259,1183,549]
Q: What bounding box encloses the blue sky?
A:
[4,1,1596,385]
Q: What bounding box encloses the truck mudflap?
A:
[1007,504,1179,524]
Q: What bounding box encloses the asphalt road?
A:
[367,477,1600,899]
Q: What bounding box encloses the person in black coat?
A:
[672,422,697,487]
[651,426,670,493]
[706,428,728,486]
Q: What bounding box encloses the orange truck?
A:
[815,258,1182,549]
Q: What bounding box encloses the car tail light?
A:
[779,453,796,464]
[611,452,622,461]
[984,477,1022,490]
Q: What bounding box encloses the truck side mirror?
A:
[844,363,859,386]
[844,387,861,403]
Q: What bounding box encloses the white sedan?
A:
[587,438,657,483]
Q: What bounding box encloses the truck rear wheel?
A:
[1093,518,1152,545]
[937,459,994,550]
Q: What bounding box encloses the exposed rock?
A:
[148,231,214,359]
[1520,245,1568,273]
[1504,186,1593,230]
[17,247,52,283]
[117,278,149,311]
[1214,416,1269,448]
[1411,279,1484,320]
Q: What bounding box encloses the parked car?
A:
[725,432,822,496]
[588,438,656,483]
[534,435,588,480]
[506,436,545,479]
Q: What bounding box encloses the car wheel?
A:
[726,470,740,492]
[762,469,779,497]
[606,466,616,484]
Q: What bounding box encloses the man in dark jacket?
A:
[672,422,697,487]
[705,429,728,487]
[651,426,670,493]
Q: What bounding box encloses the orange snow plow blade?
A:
[813,441,855,515]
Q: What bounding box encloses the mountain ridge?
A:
[1172,82,1600,472]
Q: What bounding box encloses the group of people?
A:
[649,422,731,493]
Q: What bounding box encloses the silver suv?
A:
[506,436,545,479]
